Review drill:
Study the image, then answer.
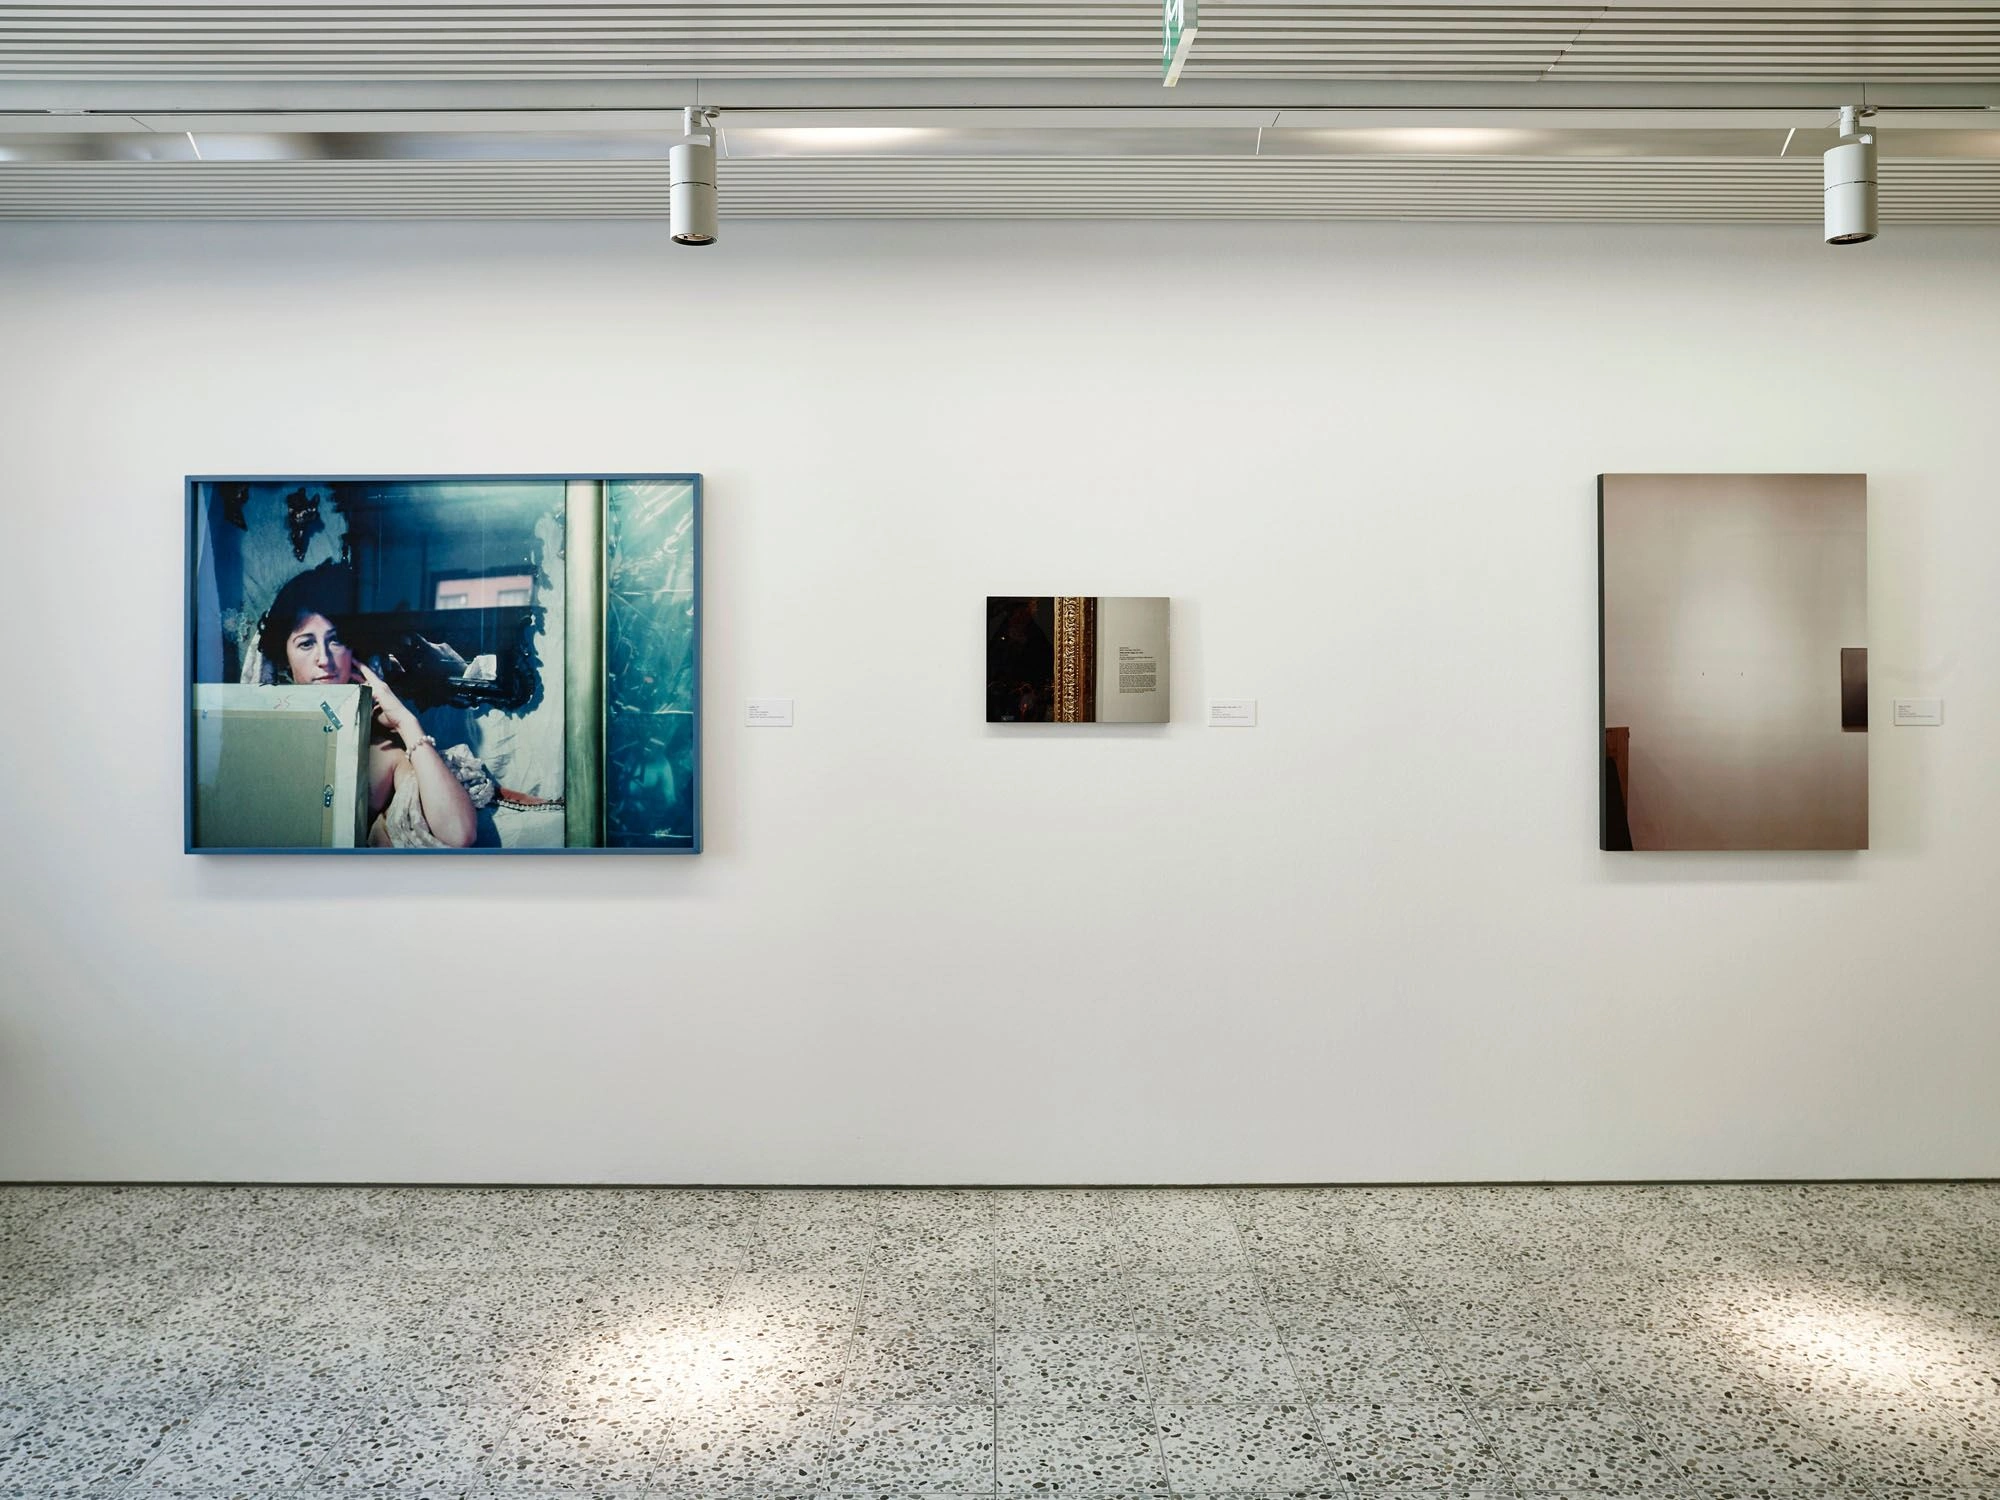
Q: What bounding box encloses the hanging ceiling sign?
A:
[1163,0,1198,86]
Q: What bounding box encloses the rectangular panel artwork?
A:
[1598,473,1866,851]
[186,474,700,853]
[986,596,1170,724]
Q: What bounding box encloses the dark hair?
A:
[258,561,358,679]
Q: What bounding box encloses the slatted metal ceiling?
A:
[6,156,2000,220]
[2,3,2000,83]
[5,4,2000,221]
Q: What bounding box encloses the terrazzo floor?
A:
[2,1184,1997,1499]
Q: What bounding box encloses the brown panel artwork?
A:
[1599,474,1867,851]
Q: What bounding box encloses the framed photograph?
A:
[186,474,701,854]
[1598,473,1866,851]
[986,596,1170,724]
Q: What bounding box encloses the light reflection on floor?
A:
[1713,1287,1989,1393]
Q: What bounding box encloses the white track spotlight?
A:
[671,107,719,246]
[1824,104,1877,246]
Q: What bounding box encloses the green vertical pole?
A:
[564,479,605,847]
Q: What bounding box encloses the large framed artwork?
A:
[186,474,701,853]
[986,596,1170,723]
[1599,473,1866,852]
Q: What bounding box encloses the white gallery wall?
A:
[0,217,1996,1183]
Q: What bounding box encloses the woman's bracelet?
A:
[403,728,438,753]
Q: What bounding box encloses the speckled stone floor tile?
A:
[864,1230,997,1277]
[1233,1233,1369,1278]
[655,1396,833,1498]
[820,1404,995,1498]
[745,1232,874,1275]
[1437,1329,1608,1406]
[1140,1334,1307,1404]
[1261,1288,1416,1341]
[853,1274,993,1335]
[723,1274,863,1333]
[1315,1400,1506,1491]
[462,1189,754,1274]
[995,1330,1146,1406]
[844,1332,994,1404]
[546,1291,853,1409]
[1107,1195,1251,1274]
[1800,1403,2000,1496]
[1474,1404,1681,1494]
[1644,1405,1851,1495]
[304,1397,516,1496]
[996,1273,1144,1335]
[861,1194,998,1275]
[5,1186,2000,1500]
[119,1396,355,1496]
[994,1398,1168,1496]
[747,1197,878,1274]
[1247,1247,1396,1291]
[0,1268,268,1394]
[1566,1327,1760,1409]
[992,1191,1118,1274]
[1284,1335,1459,1406]
[366,1290,587,1405]
[0,1186,203,1271]
[0,1411,32,1459]
[1225,1185,1363,1241]
[0,1394,205,1498]
[479,1398,676,1490]
[5,1364,228,1419]
[1155,1403,1336,1495]
[1132,1273,1278,1342]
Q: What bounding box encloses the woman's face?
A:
[285,612,355,685]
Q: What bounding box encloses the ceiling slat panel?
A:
[6,4,1999,222]
[3,4,2000,82]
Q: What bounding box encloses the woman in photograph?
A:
[256,562,481,849]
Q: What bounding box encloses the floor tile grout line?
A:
[1368,1230,1514,1500]
[982,1189,999,1500]
[1108,1188,1177,1500]
[1401,1228,1699,1500]
[95,1359,244,1500]
[1444,1244,1676,1500]
[1225,1189,1356,1500]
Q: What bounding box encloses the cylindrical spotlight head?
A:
[1823,134,1877,245]
[670,136,717,246]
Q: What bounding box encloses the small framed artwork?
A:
[186,474,701,853]
[986,596,1170,723]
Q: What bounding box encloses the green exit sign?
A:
[1163,0,1198,86]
